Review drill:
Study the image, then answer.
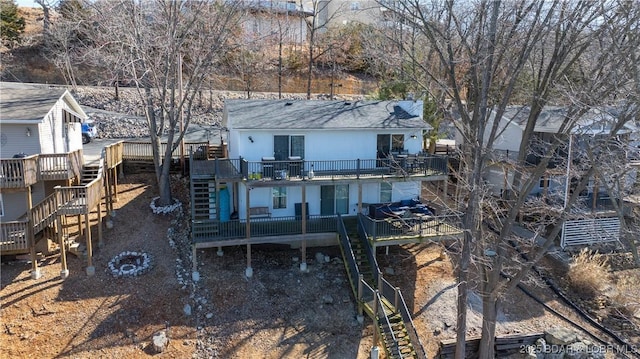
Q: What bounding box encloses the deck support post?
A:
[300,185,307,272]
[105,167,111,215]
[245,244,253,278]
[97,201,104,248]
[245,185,252,278]
[27,186,41,279]
[113,165,119,203]
[77,214,83,239]
[443,177,448,200]
[192,245,198,273]
[57,215,69,279]
[85,212,94,276]
[357,183,363,215]
[191,245,200,282]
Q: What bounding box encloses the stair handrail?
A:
[336,214,361,296]
[29,191,60,235]
[356,214,380,285]
[366,281,403,358]
[359,213,428,359]
[379,275,428,359]
[339,215,406,358]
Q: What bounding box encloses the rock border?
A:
[150,197,182,215]
[107,251,153,277]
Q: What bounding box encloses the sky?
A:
[15,0,49,7]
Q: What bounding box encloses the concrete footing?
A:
[31,269,42,280]
[217,248,224,257]
[370,346,380,359]
[86,266,95,276]
[245,267,253,278]
[60,269,69,279]
[300,262,308,272]
[357,315,364,324]
[192,271,200,282]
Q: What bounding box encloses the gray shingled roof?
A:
[225,99,430,130]
[0,82,69,123]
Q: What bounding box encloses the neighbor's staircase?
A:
[207,144,226,159]
[190,180,219,235]
[339,216,425,359]
[67,162,103,257]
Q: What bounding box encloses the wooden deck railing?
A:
[38,149,83,181]
[104,141,124,169]
[123,141,209,161]
[229,155,449,181]
[56,177,103,215]
[0,155,38,188]
[192,215,337,242]
[358,212,463,243]
[0,220,29,252]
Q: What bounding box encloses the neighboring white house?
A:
[240,0,312,44]
[0,82,87,221]
[455,106,639,198]
[305,0,389,29]
[221,99,431,220]
[454,105,638,247]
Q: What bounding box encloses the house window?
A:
[274,135,305,160]
[273,187,287,209]
[377,134,406,159]
[0,194,4,217]
[380,182,392,203]
[539,177,548,189]
[391,134,405,152]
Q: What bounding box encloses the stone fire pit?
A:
[108,251,153,277]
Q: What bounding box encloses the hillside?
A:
[2,7,377,95]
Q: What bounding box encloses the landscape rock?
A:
[321,294,334,305]
[152,330,169,353]
[545,326,578,345]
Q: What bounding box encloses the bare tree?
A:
[376,0,640,357]
[78,0,240,206]
[34,0,52,32]
[304,0,342,99]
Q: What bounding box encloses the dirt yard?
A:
[2,173,639,358]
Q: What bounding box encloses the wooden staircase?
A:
[79,164,101,185]
[207,144,226,159]
[67,163,102,257]
[379,299,417,358]
[340,219,423,359]
[190,180,219,235]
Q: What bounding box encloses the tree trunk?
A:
[455,231,471,359]
[479,295,498,358]
[278,38,283,99]
[306,43,313,100]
